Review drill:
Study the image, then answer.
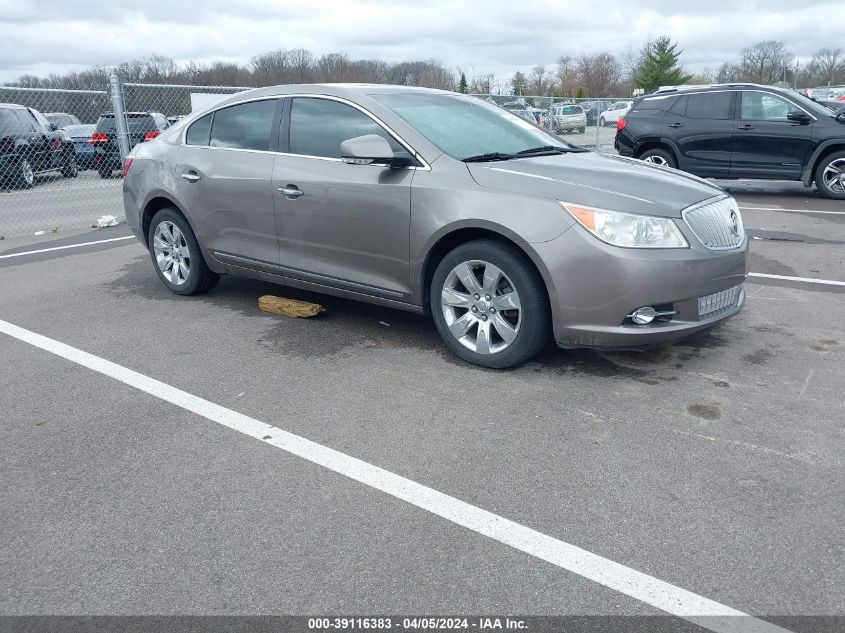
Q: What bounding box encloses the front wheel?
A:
[599,117,606,127]
[15,158,35,189]
[148,208,219,295]
[431,239,550,369]
[815,151,845,200]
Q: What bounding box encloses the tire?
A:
[599,117,606,127]
[15,157,35,189]
[815,150,845,200]
[147,207,219,296]
[98,165,113,179]
[639,148,677,169]
[577,127,585,134]
[431,239,550,369]
[61,153,78,178]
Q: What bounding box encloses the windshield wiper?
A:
[461,152,518,163]
[516,145,587,155]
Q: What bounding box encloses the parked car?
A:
[0,103,78,188]
[550,104,587,134]
[44,112,82,129]
[90,111,169,178]
[615,83,845,199]
[501,102,538,124]
[62,123,96,169]
[167,115,185,126]
[599,101,632,127]
[816,98,845,113]
[581,100,612,126]
[123,85,748,368]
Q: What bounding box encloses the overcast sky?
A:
[0,0,841,84]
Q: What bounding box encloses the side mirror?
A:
[787,110,812,124]
[341,134,413,168]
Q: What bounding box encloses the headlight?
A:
[560,202,688,249]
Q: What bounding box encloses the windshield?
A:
[787,91,837,118]
[372,93,574,160]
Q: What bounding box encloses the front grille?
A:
[698,285,744,318]
[683,197,745,250]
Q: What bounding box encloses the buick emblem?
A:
[729,210,740,237]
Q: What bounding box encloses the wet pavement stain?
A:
[742,349,774,365]
[687,403,721,420]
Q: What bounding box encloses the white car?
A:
[599,101,633,127]
[550,104,586,134]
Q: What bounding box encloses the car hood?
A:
[466,152,725,218]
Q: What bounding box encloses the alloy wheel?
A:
[822,158,845,194]
[21,159,34,186]
[643,155,668,166]
[440,260,522,355]
[153,221,191,286]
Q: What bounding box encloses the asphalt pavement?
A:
[0,184,842,632]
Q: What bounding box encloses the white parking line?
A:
[0,317,790,633]
[739,206,845,216]
[748,272,845,287]
[0,236,135,260]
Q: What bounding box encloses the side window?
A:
[15,110,37,133]
[209,100,276,151]
[669,95,687,115]
[685,92,733,120]
[289,98,403,159]
[741,92,793,121]
[186,113,213,146]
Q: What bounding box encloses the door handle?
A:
[278,186,304,199]
[737,124,754,130]
[667,122,683,128]
[180,172,201,182]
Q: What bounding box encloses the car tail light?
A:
[143,131,161,142]
[617,117,628,132]
[89,132,109,145]
[122,158,133,177]
[52,139,62,151]
[1,140,13,153]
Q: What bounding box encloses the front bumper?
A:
[529,222,749,349]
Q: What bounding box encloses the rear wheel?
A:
[431,239,550,369]
[98,164,113,178]
[815,151,845,200]
[640,148,677,169]
[15,158,35,189]
[148,207,219,295]
[599,117,606,127]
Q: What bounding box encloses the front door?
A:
[272,96,415,299]
[173,98,282,268]
[730,91,814,180]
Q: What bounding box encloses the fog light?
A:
[630,307,657,324]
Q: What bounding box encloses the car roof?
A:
[0,103,27,110]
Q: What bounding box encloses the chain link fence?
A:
[1,80,625,239]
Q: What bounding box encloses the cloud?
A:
[0,0,842,82]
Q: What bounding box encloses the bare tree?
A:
[469,72,495,94]
[527,64,556,96]
[555,56,577,97]
[575,52,621,96]
[739,40,793,84]
[806,47,845,85]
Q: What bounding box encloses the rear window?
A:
[561,106,581,114]
[186,113,213,146]
[636,96,676,111]
[95,114,158,134]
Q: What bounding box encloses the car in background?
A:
[44,112,82,129]
[615,83,845,199]
[816,98,845,113]
[550,104,586,134]
[0,103,78,188]
[63,123,96,169]
[599,101,632,127]
[90,111,169,178]
[581,99,612,126]
[501,102,538,124]
[167,115,185,126]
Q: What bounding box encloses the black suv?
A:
[615,83,845,199]
[90,111,169,178]
[0,103,78,188]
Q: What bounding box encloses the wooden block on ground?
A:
[259,295,324,318]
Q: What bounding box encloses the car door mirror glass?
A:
[341,134,396,166]
[786,110,811,124]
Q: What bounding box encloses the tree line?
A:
[4,41,844,98]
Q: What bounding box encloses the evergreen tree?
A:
[458,71,468,94]
[575,87,585,98]
[636,36,692,91]
[511,71,526,96]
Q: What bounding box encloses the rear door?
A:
[662,91,734,177]
[174,98,282,267]
[729,90,814,179]
[15,110,52,171]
